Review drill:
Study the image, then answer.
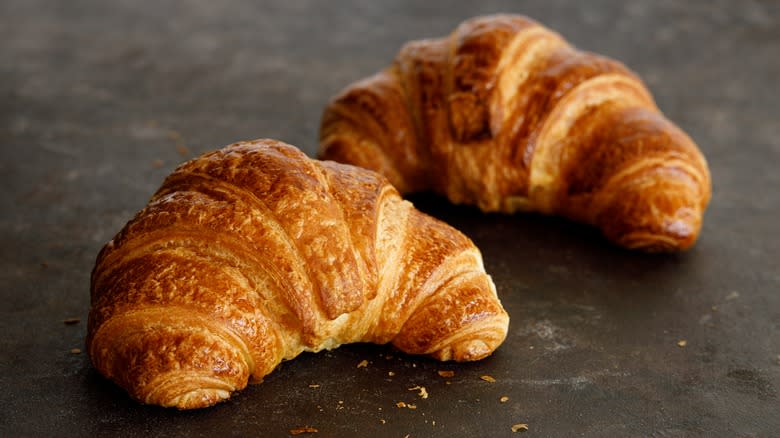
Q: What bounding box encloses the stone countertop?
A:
[1,0,778,436]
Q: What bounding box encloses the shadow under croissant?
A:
[407,191,703,258]
[405,191,697,295]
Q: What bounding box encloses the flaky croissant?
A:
[319,14,711,252]
[87,139,508,409]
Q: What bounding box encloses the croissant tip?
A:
[143,375,239,410]
[163,388,233,410]
[431,337,501,362]
[453,339,492,362]
[617,226,699,252]
[611,211,702,252]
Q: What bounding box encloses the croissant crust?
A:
[319,14,711,251]
[87,139,508,409]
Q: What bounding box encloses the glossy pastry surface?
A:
[88,139,508,409]
[320,14,711,251]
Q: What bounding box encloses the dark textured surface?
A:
[1,1,778,436]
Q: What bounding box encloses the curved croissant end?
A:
[319,14,711,252]
[87,139,508,409]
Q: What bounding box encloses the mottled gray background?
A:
[1,0,778,436]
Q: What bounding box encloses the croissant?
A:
[87,139,508,409]
[319,14,711,252]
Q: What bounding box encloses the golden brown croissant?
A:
[87,139,508,410]
[319,14,711,252]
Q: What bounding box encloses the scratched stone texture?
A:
[1,0,778,436]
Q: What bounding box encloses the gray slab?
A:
[1,0,778,436]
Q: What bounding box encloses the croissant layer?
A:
[88,139,508,409]
[319,14,711,251]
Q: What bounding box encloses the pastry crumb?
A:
[308,384,320,388]
[357,359,368,368]
[408,385,429,399]
[500,396,509,403]
[396,401,406,408]
[677,340,687,348]
[388,371,395,377]
[725,291,740,301]
[289,426,318,435]
[437,370,455,378]
[380,419,386,424]
[480,375,496,383]
[70,348,81,354]
[511,423,529,432]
